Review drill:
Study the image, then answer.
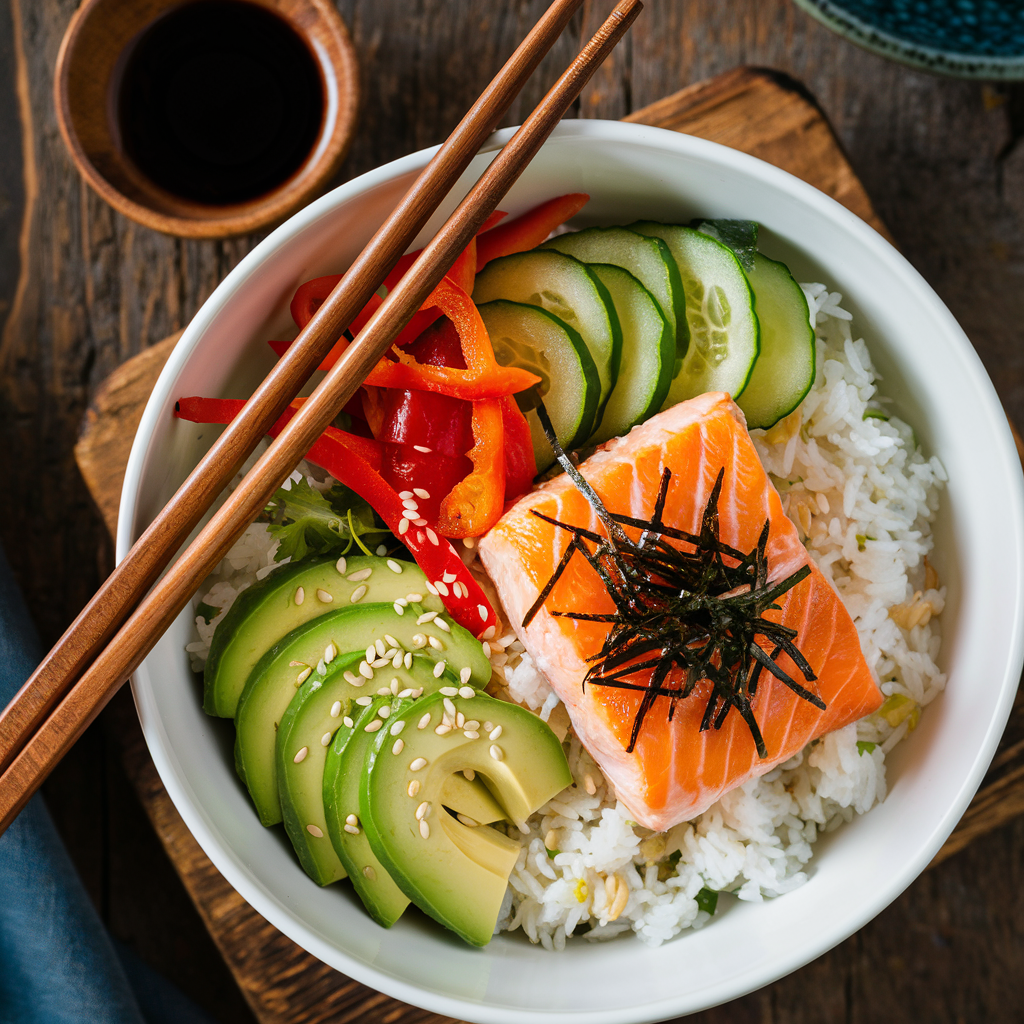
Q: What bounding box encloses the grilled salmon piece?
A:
[479,392,881,830]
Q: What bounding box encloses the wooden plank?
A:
[70,65,1024,1024]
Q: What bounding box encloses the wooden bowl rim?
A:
[53,0,361,239]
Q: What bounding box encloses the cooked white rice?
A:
[188,284,946,950]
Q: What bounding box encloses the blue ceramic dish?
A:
[793,0,1024,78]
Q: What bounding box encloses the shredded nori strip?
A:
[525,403,823,759]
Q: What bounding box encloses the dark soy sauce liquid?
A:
[118,0,324,205]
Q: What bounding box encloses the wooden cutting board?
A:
[75,66,1024,1024]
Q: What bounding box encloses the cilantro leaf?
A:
[265,478,387,562]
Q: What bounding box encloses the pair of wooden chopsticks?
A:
[0,0,642,832]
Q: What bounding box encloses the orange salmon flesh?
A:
[478,392,882,830]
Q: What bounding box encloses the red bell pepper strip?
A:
[174,396,496,635]
[436,398,505,538]
[475,193,590,271]
[500,395,536,502]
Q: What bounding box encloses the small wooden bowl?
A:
[54,0,360,239]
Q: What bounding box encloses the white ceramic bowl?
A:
[117,120,1024,1022]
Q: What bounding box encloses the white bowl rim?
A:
[117,118,1024,1023]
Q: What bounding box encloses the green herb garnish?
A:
[695,887,719,915]
[195,602,220,624]
[265,478,387,562]
[856,740,876,756]
[862,409,889,422]
[524,403,823,759]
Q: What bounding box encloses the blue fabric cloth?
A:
[0,546,218,1024]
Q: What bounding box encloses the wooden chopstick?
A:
[0,0,642,833]
[0,0,585,781]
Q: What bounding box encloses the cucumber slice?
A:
[478,300,600,470]
[540,226,686,357]
[473,250,621,410]
[735,253,815,429]
[587,264,673,444]
[631,222,759,409]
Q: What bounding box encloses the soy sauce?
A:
[118,0,324,205]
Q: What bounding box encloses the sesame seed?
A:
[463,720,480,730]
[393,602,405,615]
[390,719,406,735]
[364,719,383,733]
[456,713,465,728]
[459,686,475,700]
[415,801,430,820]
[343,670,359,685]
[439,686,458,697]
[407,780,420,797]
[355,696,373,706]
[397,688,414,698]
[463,769,475,781]
[294,587,305,606]
[435,724,452,735]
[417,713,431,730]
[351,585,367,603]
[451,582,464,599]
[289,660,304,667]
[426,528,439,546]
[490,744,504,761]
[413,518,427,527]
[344,823,360,835]
[387,559,403,574]
[442,571,457,584]
[428,636,444,651]
[399,490,413,499]
[403,652,413,669]
[584,775,597,795]
[376,544,387,556]
[293,747,309,764]
[433,659,446,678]
[457,814,479,827]
[463,730,479,739]
[346,813,359,826]
[443,697,457,717]
[347,567,372,582]
[481,641,490,657]
[335,557,347,575]
[409,757,428,771]
[384,634,400,648]
[479,605,489,621]
[412,687,423,697]
[413,445,431,453]
[396,597,409,607]
[483,722,493,732]
[316,659,327,676]
[398,518,409,536]
[482,625,496,639]
[392,738,405,755]
[390,678,400,694]
[342,716,353,728]
[306,824,324,838]
[378,706,391,719]
[419,819,430,839]
[402,498,419,510]
[391,652,402,668]
[402,509,418,521]
[489,725,503,741]
[435,618,451,633]
[363,865,376,881]
[324,643,337,664]
[413,487,430,499]
[358,661,373,680]
[316,589,333,603]
[296,667,311,685]
[417,611,438,625]
[371,657,389,668]
[374,638,386,657]
[377,686,391,696]
[434,580,450,597]
[321,732,332,746]
[425,581,438,595]
[411,634,426,649]
[406,593,424,602]
[456,666,470,686]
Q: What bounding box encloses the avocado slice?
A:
[323,696,410,927]
[204,555,443,718]
[360,691,572,946]
[278,655,499,886]
[235,601,492,825]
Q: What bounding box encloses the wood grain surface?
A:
[6,2,1024,1023]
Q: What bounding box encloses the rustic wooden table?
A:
[2,2,1024,1022]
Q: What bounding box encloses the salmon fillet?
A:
[478,392,882,830]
